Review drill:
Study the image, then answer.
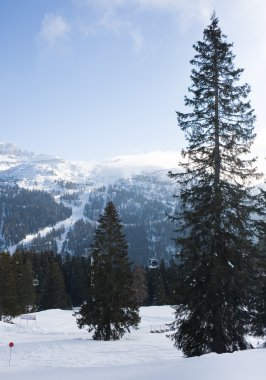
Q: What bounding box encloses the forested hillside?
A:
[0,183,72,247]
[15,171,178,264]
[82,174,177,264]
[0,141,179,263]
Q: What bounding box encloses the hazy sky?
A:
[0,0,265,162]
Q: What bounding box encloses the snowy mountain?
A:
[0,141,55,172]
[0,142,179,189]
[0,142,179,263]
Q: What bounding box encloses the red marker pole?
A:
[9,342,14,366]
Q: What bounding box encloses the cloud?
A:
[82,0,212,19]
[129,27,144,54]
[82,0,209,9]
[99,10,144,53]
[79,0,213,34]
[40,14,71,46]
[77,0,212,53]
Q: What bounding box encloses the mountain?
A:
[0,142,179,264]
[0,184,71,247]
[0,141,54,172]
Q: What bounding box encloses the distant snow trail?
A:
[9,191,91,254]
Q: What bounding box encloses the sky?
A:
[0,0,265,162]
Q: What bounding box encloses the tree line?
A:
[0,246,179,322]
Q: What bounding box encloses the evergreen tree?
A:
[0,252,20,320]
[250,190,266,336]
[154,271,168,305]
[41,259,69,310]
[77,201,140,340]
[62,255,90,307]
[36,252,70,310]
[250,245,266,336]
[165,259,179,305]
[146,267,158,305]
[132,265,148,306]
[13,252,35,314]
[169,13,263,356]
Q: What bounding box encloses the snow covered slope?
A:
[0,306,264,380]
[0,142,179,189]
[0,141,54,172]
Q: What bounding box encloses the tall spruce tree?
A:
[169,13,263,357]
[77,201,140,340]
[250,189,266,336]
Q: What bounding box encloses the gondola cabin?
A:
[148,258,159,269]
[33,278,39,287]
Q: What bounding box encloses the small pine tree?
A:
[77,201,140,340]
[169,13,263,356]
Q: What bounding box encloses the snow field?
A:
[0,306,264,380]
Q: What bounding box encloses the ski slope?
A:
[0,306,264,380]
[8,190,92,254]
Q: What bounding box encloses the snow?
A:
[9,191,91,254]
[0,306,264,380]
[0,145,178,190]
[0,141,55,172]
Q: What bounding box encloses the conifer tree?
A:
[154,272,168,305]
[146,267,158,305]
[165,259,179,305]
[132,265,148,306]
[169,13,263,356]
[0,252,20,320]
[77,201,140,340]
[62,255,90,307]
[14,253,35,314]
[41,259,69,310]
[250,191,266,336]
[37,252,70,310]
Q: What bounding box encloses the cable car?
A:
[33,278,39,287]
[148,258,159,269]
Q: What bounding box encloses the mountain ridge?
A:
[0,142,179,264]
[0,141,179,190]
